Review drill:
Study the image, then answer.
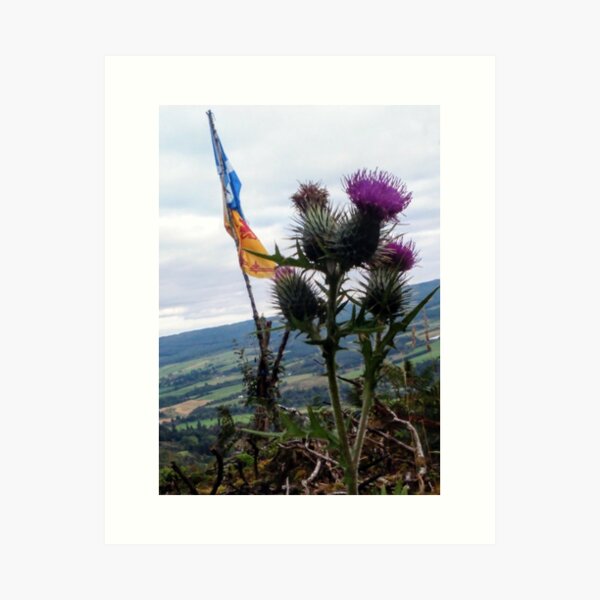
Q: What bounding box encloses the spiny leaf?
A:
[246,248,312,269]
[351,324,385,335]
[335,300,349,316]
[279,412,307,439]
[397,287,439,332]
[393,481,409,495]
[360,337,373,361]
[306,407,340,448]
[295,239,310,263]
[314,281,328,295]
[239,428,283,439]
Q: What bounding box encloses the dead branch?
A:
[277,404,303,417]
[209,448,224,495]
[247,437,260,478]
[359,471,389,492]
[271,327,291,384]
[302,459,322,495]
[235,459,250,487]
[170,461,199,495]
[378,403,428,493]
[367,426,415,453]
[277,441,339,466]
[364,435,386,450]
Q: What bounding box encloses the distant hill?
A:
[159,279,440,367]
[160,319,266,367]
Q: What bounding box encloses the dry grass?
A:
[159,399,209,422]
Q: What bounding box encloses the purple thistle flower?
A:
[385,240,418,272]
[343,169,412,221]
[274,266,296,281]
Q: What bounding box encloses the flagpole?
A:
[207,110,290,430]
[208,110,276,429]
[206,110,264,338]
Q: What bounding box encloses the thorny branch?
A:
[376,402,429,493]
[302,459,322,494]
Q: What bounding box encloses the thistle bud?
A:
[333,207,381,270]
[273,266,295,281]
[272,267,322,327]
[376,239,418,272]
[296,204,337,263]
[361,267,410,321]
[291,181,329,213]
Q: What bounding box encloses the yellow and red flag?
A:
[207,111,276,278]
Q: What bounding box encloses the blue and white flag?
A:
[208,115,245,221]
[207,110,275,278]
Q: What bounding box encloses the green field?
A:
[175,413,253,430]
[159,349,249,379]
[160,336,439,419]
[160,335,439,432]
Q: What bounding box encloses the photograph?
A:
[159,105,440,495]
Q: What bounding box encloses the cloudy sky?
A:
[160,106,439,337]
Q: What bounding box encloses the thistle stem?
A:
[352,376,374,471]
[352,331,382,484]
[324,352,356,494]
[323,271,357,495]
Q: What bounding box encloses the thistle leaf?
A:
[279,413,307,440]
[306,407,340,448]
[239,428,283,439]
[335,300,349,316]
[396,287,439,332]
[314,281,328,295]
[246,247,312,269]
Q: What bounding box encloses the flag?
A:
[207,111,276,278]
